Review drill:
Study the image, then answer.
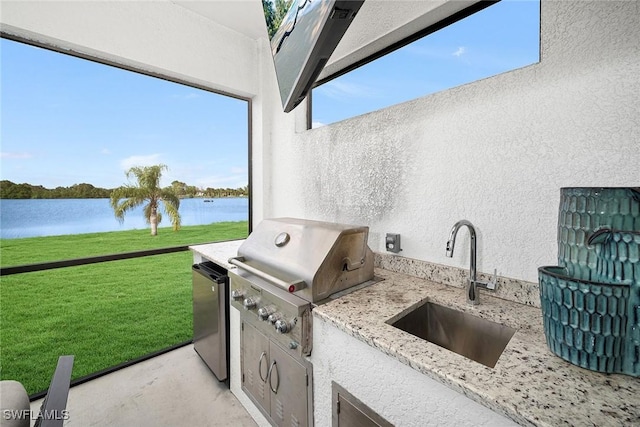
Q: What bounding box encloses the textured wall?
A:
[263,0,640,284]
[312,317,518,426]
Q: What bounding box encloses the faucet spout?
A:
[446,220,496,305]
[446,220,477,283]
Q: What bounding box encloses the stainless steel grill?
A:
[230,217,375,302]
[228,217,376,427]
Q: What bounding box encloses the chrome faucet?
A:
[446,220,497,305]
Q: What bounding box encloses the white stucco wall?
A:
[0,0,258,97]
[262,0,640,284]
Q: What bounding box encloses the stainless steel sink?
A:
[389,301,516,368]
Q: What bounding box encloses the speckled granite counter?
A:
[313,268,640,427]
[190,239,244,270]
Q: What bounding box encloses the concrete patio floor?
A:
[30,344,256,427]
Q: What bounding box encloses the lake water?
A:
[0,198,248,239]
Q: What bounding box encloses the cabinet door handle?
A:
[268,360,279,394]
[258,351,268,383]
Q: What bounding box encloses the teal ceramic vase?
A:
[538,267,629,373]
[557,187,640,281]
[588,229,640,285]
[539,187,640,377]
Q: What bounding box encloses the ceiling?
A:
[170,0,481,82]
[171,0,267,40]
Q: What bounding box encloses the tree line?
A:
[0,180,248,200]
[262,0,292,39]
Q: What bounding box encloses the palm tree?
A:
[110,164,181,236]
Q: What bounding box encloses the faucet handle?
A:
[471,269,498,292]
[486,269,498,290]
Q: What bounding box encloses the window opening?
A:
[312,0,540,127]
[0,38,250,262]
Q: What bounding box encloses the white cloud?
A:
[453,46,466,57]
[312,121,326,129]
[120,154,164,170]
[101,148,111,155]
[0,152,33,159]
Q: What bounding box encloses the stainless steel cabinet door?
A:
[332,382,393,427]
[241,322,271,411]
[269,340,308,427]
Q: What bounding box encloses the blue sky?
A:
[313,0,540,126]
[1,0,539,189]
[1,40,249,189]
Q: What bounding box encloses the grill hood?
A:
[231,218,375,303]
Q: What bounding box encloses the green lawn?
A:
[0,222,247,395]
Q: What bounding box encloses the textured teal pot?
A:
[557,187,640,281]
[538,266,638,376]
[541,187,640,376]
[588,229,640,285]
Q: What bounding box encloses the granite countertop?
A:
[189,239,244,270]
[313,268,640,427]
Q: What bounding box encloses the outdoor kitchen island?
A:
[191,242,640,427]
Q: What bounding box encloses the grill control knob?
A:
[267,313,282,324]
[275,319,295,334]
[258,305,276,321]
[243,297,257,310]
[231,289,245,301]
[274,319,289,334]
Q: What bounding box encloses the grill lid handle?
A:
[228,256,307,293]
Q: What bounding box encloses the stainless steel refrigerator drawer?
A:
[192,261,229,383]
